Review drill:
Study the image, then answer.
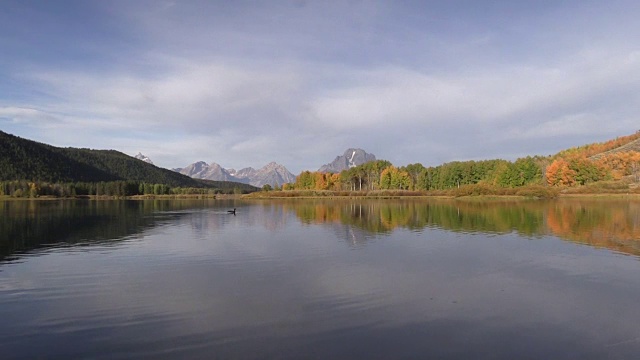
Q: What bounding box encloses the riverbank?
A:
[0,194,243,201]
[2,187,640,201]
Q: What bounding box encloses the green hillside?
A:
[0,130,257,192]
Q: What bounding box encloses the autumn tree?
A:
[596,151,640,180]
[295,171,315,190]
[546,158,576,186]
[401,163,426,190]
[380,166,412,190]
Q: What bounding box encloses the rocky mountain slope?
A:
[318,148,376,173]
[134,152,154,165]
[176,161,296,187]
[178,162,239,182]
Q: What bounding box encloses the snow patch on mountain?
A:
[134,152,154,165]
[318,148,376,173]
[176,161,296,187]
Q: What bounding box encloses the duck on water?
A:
[227,208,236,215]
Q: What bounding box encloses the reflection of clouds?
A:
[3,202,640,358]
[180,204,290,241]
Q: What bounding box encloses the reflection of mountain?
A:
[283,199,640,256]
[331,223,377,247]
[0,200,215,262]
[4,199,640,262]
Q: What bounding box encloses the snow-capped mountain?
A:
[134,152,154,165]
[244,162,297,188]
[228,167,258,180]
[318,148,376,173]
[177,161,242,183]
[176,161,295,187]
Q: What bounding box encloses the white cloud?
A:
[0,106,60,125]
[3,2,640,171]
[309,47,640,136]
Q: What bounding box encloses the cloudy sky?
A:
[1,0,639,173]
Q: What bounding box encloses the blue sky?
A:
[1,0,639,173]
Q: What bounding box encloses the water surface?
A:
[1,199,640,359]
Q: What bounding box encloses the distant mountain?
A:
[234,162,297,188]
[318,148,376,173]
[134,152,154,165]
[229,167,257,180]
[178,161,244,183]
[178,161,296,187]
[0,130,257,191]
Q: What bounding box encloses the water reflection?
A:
[2,199,640,261]
[278,199,640,255]
[0,200,222,262]
[2,199,640,359]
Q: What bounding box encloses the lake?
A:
[1,198,640,359]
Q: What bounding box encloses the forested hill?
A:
[0,130,255,190]
[589,137,640,161]
[555,131,640,159]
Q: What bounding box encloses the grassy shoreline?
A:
[2,187,640,201]
[0,194,236,201]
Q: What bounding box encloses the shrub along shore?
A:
[245,182,640,200]
[2,178,639,201]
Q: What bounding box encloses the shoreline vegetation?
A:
[2,182,639,201]
[245,182,640,200]
[2,131,639,201]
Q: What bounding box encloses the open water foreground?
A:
[1,198,640,359]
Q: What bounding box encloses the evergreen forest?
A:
[0,131,257,197]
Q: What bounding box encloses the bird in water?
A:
[227,208,236,215]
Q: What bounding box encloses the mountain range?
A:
[172,148,378,187]
[173,161,296,188]
[0,128,379,190]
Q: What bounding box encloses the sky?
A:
[1,0,639,174]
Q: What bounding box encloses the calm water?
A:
[1,198,640,359]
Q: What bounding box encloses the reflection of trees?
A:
[0,200,215,262]
[5,198,640,262]
[546,200,640,255]
[285,200,548,236]
[289,201,400,234]
[285,199,640,256]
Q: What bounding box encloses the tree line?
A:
[285,157,547,192]
[284,132,640,192]
[0,180,252,198]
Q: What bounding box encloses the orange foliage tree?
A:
[291,171,344,191]
[557,131,640,158]
[546,158,577,186]
[596,151,640,180]
[546,156,609,186]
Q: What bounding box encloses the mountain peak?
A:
[134,152,154,165]
[318,148,376,173]
[176,161,295,187]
